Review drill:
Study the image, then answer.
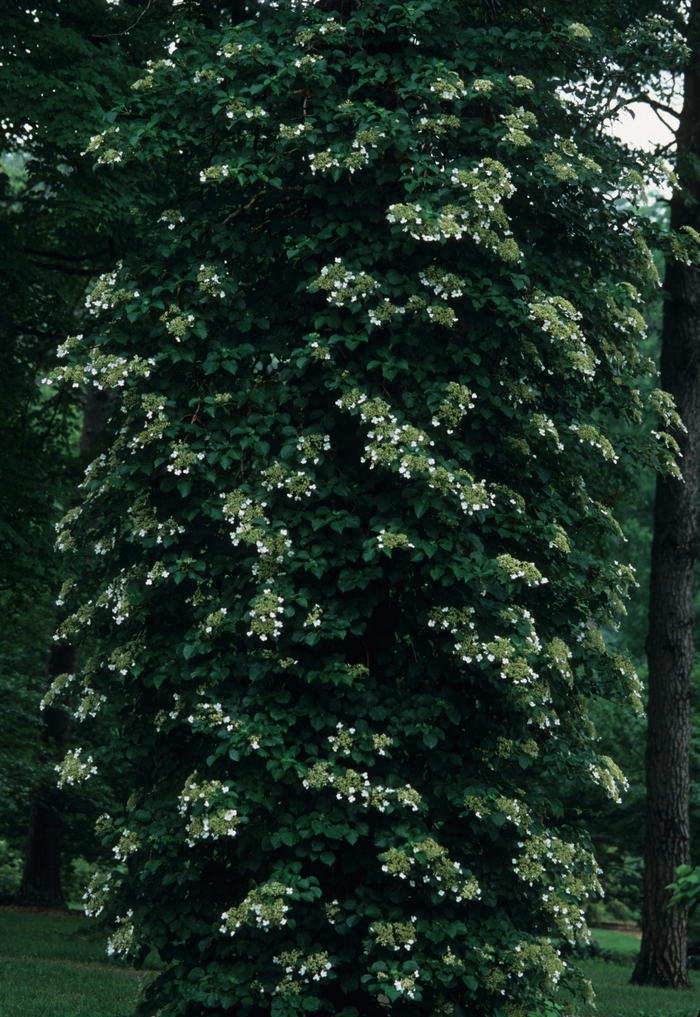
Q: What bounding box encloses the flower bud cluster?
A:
[55,748,98,787]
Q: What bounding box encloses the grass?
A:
[591,928,642,958]
[0,910,155,1017]
[2,910,700,1017]
[578,959,700,1017]
[577,929,700,1016]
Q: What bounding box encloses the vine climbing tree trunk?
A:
[632,8,700,988]
[17,388,111,909]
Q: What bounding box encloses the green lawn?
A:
[590,928,642,958]
[0,910,154,1017]
[578,959,700,1017]
[2,910,700,1017]
[574,929,700,1017]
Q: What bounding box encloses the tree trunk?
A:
[17,388,111,909]
[632,24,700,988]
[17,644,75,909]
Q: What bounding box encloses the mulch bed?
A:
[0,904,86,917]
[593,920,642,938]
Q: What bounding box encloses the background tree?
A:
[627,0,700,988]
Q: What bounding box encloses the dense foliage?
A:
[44,1,693,1014]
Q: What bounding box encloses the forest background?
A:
[0,0,698,1014]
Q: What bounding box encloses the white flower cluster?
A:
[303,605,323,628]
[247,589,285,641]
[126,499,184,543]
[197,264,227,298]
[426,304,458,326]
[413,839,482,901]
[107,912,134,957]
[193,69,223,84]
[511,832,597,940]
[96,570,132,625]
[222,493,266,546]
[144,562,169,587]
[187,701,238,732]
[178,775,240,846]
[74,688,107,721]
[279,122,310,138]
[217,41,244,58]
[308,150,339,174]
[296,433,331,464]
[430,74,466,99]
[380,840,481,904]
[159,208,185,229]
[295,54,322,69]
[55,748,97,787]
[45,347,154,392]
[309,339,331,360]
[166,441,205,475]
[328,722,355,754]
[127,394,169,452]
[228,104,267,120]
[376,531,415,551]
[302,764,422,812]
[83,870,112,917]
[496,553,549,587]
[399,160,515,247]
[430,382,476,433]
[429,605,544,686]
[368,300,406,327]
[501,107,538,146]
[419,268,464,298]
[84,269,120,313]
[93,533,115,556]
[588,755,629,804]
[509,74,534,90]
[318,19,344,33]
[262,466,318,501]
[200,164,230,182]
[393,974,420,999]
[528,293,599,377]
[221,493,293,576]
[220,883,294,936]
[352,128,385,149]
[417,114,460,134]
[335,391,493,515]
[112,828,140,861]
[312,259,380,305]
[41,671,77,711]
[272,950,332,994]
[568,423,619,463]
[531,413,564,452]
[355,398,434,468]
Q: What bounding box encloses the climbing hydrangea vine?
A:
[46,2,689,1015]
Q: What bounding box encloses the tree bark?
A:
[17,388,111,909]
[17,644,75,909]
[632,18,700,987]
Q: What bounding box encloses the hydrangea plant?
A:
[47,1,689,1015]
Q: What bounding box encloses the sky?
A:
[610,100,677,153]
